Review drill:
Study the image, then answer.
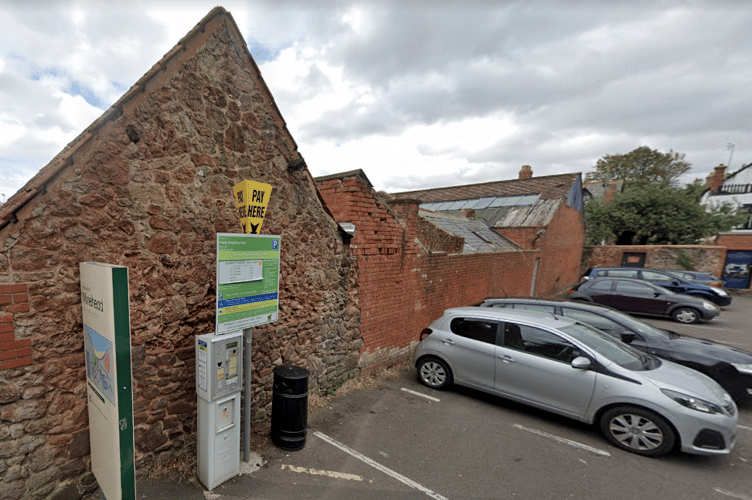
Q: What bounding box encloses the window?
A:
[589,279,613,290]
[450,318,498,345]
[615,280,654,294]
[640,270,671,281]
[501,323,581,363]
[560,308,624,338]
[607,269,638,278]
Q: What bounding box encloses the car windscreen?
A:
[601,309,672,339]
[559,323,652,371]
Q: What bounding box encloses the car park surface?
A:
[582,267,732,306]
[134,297,752,500]
[413,306,737,457]
[570,277,720,323]
[479,297,752,403]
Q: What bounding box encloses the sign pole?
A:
[243,327,252,462]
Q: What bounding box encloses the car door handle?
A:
[498,354,515,363]
[442,339,454,345]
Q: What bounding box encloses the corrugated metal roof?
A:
[421,194,540,212]
[419,209,520,254]
[493,198,561,228]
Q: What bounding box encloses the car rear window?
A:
[450,318,498,345]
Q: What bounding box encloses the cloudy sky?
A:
[1,0,750,200]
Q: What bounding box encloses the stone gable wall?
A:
[0,16,360,500]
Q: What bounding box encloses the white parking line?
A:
[401,387,441,402]
[513,424,611,457]
[737,425,752,432]
[714,488,752,500]
[280,464,363,482]
[314,431,448,500]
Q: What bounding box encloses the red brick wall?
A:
[533,203,586,296]
[715,233,752,249]
[317,174,540,372]
[0,284,31,370]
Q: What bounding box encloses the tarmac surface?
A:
[95,294,752,500]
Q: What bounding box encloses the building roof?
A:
[0,7,298,231]
[393,173,581,203]
[706,162,752,197]
[394,172,583,228]
[419,209,520,254]
[583,179,624,198]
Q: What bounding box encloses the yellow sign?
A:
[233,180,273,234]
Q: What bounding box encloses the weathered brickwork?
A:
[0,285,31,370]
[581,245,727,278]
[495,203,586,297]
[0,10,360,500]
[317,173,541,372]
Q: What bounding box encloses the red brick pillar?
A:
[0,284,32,370]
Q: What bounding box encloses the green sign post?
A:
[216,233,281,334]
[80,262,134,500]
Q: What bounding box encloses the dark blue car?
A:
[582,267,731,306]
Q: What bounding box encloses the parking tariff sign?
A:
[216,233,280,334]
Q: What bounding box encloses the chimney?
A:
[519,165,533,180]
[604,182,617,202]
[705,164,727,193]
[460,209,476,219]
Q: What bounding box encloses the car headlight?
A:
[702,302,718,311]
[661,389,724,414]
[713,289,728,296]
[732,363,752,376]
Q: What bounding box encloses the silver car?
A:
[413,307,737,457]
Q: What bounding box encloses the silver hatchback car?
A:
[413,307,737,457]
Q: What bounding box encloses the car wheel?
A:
[671,307,700,324]
[600,406,676,457]
[417,357,452,390]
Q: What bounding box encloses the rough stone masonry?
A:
[0,9,361,500]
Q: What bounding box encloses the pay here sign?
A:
[216,233,280,334]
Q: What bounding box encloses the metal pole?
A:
[243,327,252,462]
[727,143,735,169]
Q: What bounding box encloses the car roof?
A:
[481,297,618,314]
[442,306,577,328]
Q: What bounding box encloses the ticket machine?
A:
[196,332,243,490]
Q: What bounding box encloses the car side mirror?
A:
[654,292,662,298]
[620,333,637,344]
[672,280,680,285]
[571,357,591,369]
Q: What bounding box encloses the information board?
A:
[216,233,280,334]
[80,262,134,500]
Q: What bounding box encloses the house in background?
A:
[701,163,752,288]
[394,165,586,296]
[583,178,624,203]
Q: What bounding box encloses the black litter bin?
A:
[271,365,309,450]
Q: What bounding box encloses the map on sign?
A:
[218,260,263,285]
[84,326,116,405]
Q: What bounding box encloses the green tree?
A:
[585,146,691,186]
[585,183,746,245]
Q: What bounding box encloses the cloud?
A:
[2,0,752,198]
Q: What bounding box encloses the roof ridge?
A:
[0,7,295,226]
[392,172,581,196]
